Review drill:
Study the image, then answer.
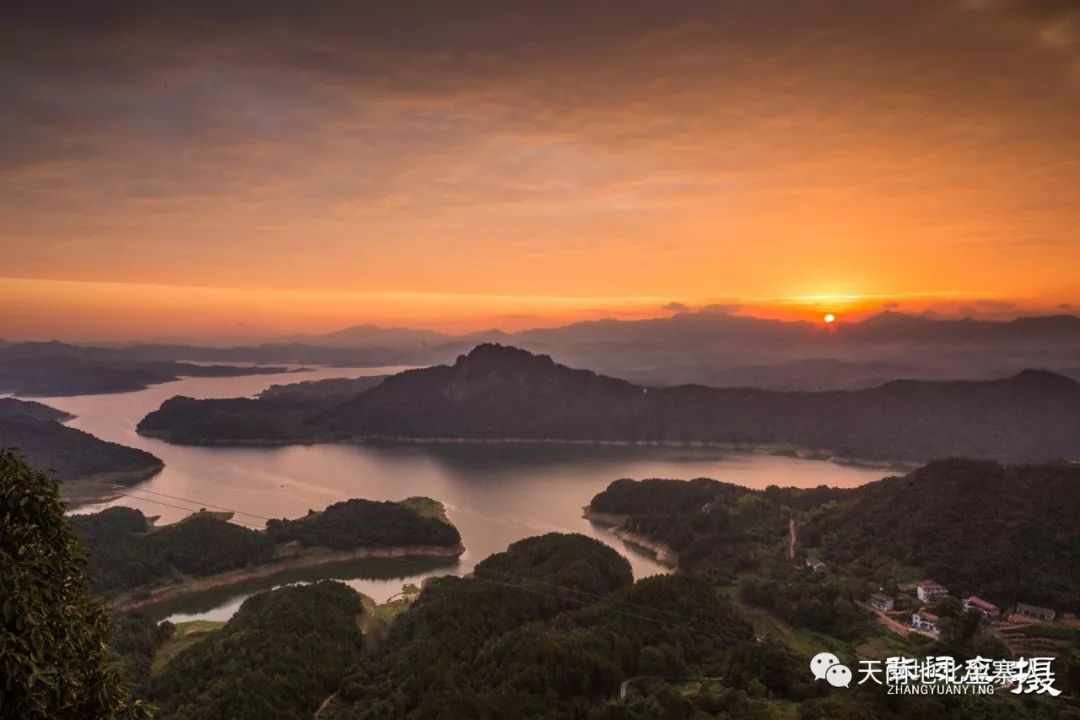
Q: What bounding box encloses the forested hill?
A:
[0,396,163,491]
[805,458,1080,612]
[142,343,1080,462]
[588,460,1080,613]
[321,533,788,719]
[149,581,365,720]
[135,374,386,444]
[319,346,1080,463]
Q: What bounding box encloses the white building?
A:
[911,609,940,636]
[916,581,948,604]
[869,592,895,612]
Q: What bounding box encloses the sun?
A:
[823,313,837,324]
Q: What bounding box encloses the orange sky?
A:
[2,1,1078,341]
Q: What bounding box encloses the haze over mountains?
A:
[7,311,1080,391]
[0,341,290,396]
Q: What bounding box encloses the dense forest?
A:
[139,343,1080,462]
[322,533,798,719]
[806,459,1080,612]
[266,497,461,549]
[108,612,175,697]
[148,581,365,720]
[590,477,798,578]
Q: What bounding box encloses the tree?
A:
[0,450,149,719]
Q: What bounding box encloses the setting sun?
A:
[824,313,837,324]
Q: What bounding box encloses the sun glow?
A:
[824,313,837,324]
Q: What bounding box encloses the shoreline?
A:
[136,430,916,472]
[583,507,679,568]
[109,542,465,612]
[60,463,166,509]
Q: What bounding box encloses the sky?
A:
[2,0,1078,341]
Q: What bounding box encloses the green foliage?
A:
[265,498,461,549]
[108,612,174,695]
[590,477,796,578]
[328,534,635,718]
[736,563,874,641]
[0,450,150,719]
[149,581,364,720]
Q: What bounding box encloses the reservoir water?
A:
[41,366,889,621]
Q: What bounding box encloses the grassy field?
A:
[151,620,225,674]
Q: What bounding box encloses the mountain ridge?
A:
[139,343,1080,463]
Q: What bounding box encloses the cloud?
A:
[1,0,1078,334]
[698,303,743,315]
[661,301,742,315]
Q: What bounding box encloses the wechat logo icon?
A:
[811,652,852,688]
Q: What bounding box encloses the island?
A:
[139,343,1080,464]
[71,496,464,608]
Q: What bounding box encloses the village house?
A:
[916,580,949,604]
[868,592,895,612]
[1016,602,1056,622]
[910,609,940,636]
[963,596,1000,620]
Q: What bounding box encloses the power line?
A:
[108,488,758,646]
[116,492,264,531]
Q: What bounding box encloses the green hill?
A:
[806,458,1080,612]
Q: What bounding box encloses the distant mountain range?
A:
[13,311,1080,391]
[139,343,1080,463]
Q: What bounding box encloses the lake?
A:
[41,366,889,621]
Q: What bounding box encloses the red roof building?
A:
[963,596,1001,619]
